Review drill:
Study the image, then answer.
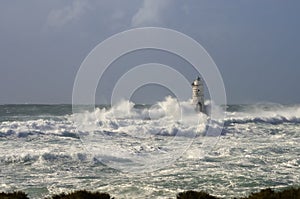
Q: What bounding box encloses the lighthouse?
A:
[191,76,205,113]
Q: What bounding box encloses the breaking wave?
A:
[0,152,93,165]
[70,96,209,137]
[0,98,300,138]
[1,100,299,198]
[225,104,300,125]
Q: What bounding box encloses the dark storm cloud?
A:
[0,0,299,104]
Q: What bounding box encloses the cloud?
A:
[46,0,90,28]
[131,0,171,27]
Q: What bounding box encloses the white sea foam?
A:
[1,99,299,138]
[225,104,300,125]
[0,100,299,198]
[70,96,208,137]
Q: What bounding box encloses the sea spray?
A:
[0,101,299,198]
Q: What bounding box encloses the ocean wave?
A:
[0,119,79,138]
[70,97,208,137]
[225,116,300,125]
[1,99,299,139]
[225,105,300,125]
[0,152,91,165]
[0,100,299,199]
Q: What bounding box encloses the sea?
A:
[0,97,299,199]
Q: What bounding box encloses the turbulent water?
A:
[0,97,299,198]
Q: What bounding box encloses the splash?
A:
[69,96,211,173]
[70,96,209,137]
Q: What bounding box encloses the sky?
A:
[0,0,299,104]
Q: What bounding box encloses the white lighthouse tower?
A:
[191,76,205,113]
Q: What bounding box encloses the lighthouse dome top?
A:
[192,76,201,86]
